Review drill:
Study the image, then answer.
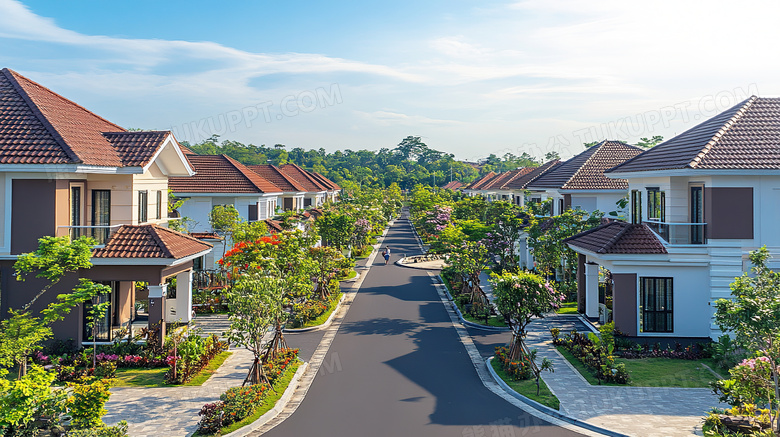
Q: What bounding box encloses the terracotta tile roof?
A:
[248,164,307,192]
[464,172,496,190]
[265,219,283,233]
[610,96,780,173]
[441,181,464,190]
[308,170,340,190]
[280,163,328,191]
[480,168,530,190]
[0,68,175,168]
[529,141,642,190]
[93,225,212,259]
[179,145,197,155]
[564,221,667,254]
[169,155,281,194]
[189,231,222,240]
[504,160,562,189]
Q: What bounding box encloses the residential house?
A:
[565,96,780,341]
[279,163,332,207]
[248,163,307,211]
[526,141,642,217]
[441,180,464,191]
[0,68,211,345]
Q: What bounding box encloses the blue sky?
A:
[1,0,779,160]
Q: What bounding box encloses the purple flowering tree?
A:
[491,271,564,360]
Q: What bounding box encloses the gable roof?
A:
[610,96,780,173]
[483,168,534,190]
[464,172,496,190]
[529,141,642,190]
[308,170,340,190]
[441,180,464,190]
[0,68,179,168]
[504,160,562,189]
[169,154,281,194]
[280,163,328,191]
[93,225,212,259]
[564,221,667,254]
[248,164,307,192]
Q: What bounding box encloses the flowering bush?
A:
[553,330,630,384]
[495,346,533,380]
[263,348,299,385]
[165,334,227,385]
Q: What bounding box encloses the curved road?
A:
[260,216,582,437]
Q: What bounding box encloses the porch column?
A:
[577,254,586,313]
[176,270,194,323]
[585,262,600,319]
[148,284,168,343]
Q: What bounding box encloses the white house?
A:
[565,96,780,341]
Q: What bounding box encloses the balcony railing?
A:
[60,225,123,245]
[644,220,706,245]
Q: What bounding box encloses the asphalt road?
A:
[261,217,582,437]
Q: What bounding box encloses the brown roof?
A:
[504,160,562,189]
[93,225,212,259]
[169,155,281,194]
[265,219,283,233]
[189,231,223,240]
[0,68,174,168]
[308,170,340,190]
[441,181,464,190]
[482,168,531,190]
[610,96,780,173]
[280,163,328,191]
[179,145,197,155]
[529,141,642,190]
[564,221,667,254]
[464,172,496,190]
[248,164,307,192]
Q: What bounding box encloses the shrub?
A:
[553,331,630,384]
[67,379,112,429]
[263,348,299,385]
[165,334,227,384]
[494,346,533,381]
[67,421,129,437]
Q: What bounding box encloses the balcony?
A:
[644,220,706,245]
[60,225,123,245]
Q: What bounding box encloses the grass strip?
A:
[490,358,560,410]
[111,351,233,388]
[185,351,233,386]
[556,302,578,315]
[296,292,344,329]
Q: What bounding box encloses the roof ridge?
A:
[524,160,560,187]
[560,143,603,189]
[223,155,281,193]
[598,221,632,254]
[146,225,174,258]
[689,95,758,169]
[1,68,81,163]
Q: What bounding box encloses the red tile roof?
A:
[441,181,464,190]
[308,170,340,190]
[529,141,642,190]
[248,164,307,192]
[169,155,281,194]
[280,163,328,191]
[93,225,212,259]
[504,160,562,189]
[464,172,496,190]
[265,219,283,233]
[0,68,175,168]
[189,231,222,240]
[610,96,780,172]
[564,221,667,254]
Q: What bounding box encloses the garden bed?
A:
[441,273,507,328]
[490,357,559,410]
[288,292,344,330]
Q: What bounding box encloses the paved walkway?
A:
[522,315,722,437]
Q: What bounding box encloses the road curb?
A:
[437,274,511,332]
[484,357,628,437]
[220,361,309,437]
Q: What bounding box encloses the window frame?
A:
[631,190,642,224]
[647,187,665,221]
[156,190,163,220]
[138,190,148,223]
[639,277,673,333]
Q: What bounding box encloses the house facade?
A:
[0,68,211,345]
[566,96,780,340]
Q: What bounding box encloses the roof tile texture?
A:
[280,163,328,191]
[248,164,307,192]
[530,141,642,190]
[93,225,212,259]
[564,221,667,254]
[169,155,281,194]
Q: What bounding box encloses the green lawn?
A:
[444,279,507,328]
[112,351,233,388]
[338,269,358,280]
[555,345,720,387]
[490,358,559,410]
[295,293,343,329]
[196,360,302,436]
[556,302,578,315]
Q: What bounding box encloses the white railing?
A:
[59,225,123,245]
[644,220,706,245]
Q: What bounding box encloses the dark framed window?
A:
[70,185,82,240]
[631,190,642,224]
[91,190,111,244]
[156,190,163,220]
[83,282,116,342]
[640,277,673,333]
[248,204,258,221]
[647,188,665,221]
[138,191,148,223]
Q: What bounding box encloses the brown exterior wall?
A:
[705,187,754,239]
[612,273,637,336]
[12,179,57,254]
[576,254,586,313]
[563,194,572,211]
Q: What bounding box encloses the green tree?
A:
[714,247,780,432]
[636,135,663,149]
[492,271,564,360]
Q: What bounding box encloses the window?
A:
[248,204,258,221]
[647,188,665,221]
[83,282,115,342]
[92,190,111,244]
[631,190,642,224]
[156,190,163,220]
[138,191,148,223]
[70,184,83,239]
[640,277,673,333]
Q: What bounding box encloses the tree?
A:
[714,247,780,432]
[209,205,241,258]
[484,201,529,273]
[308,246,349,300]
[544,151,560,161]
[492,271,565,360]
[447,240,492,304]
[583,141,600,148]
[231,220,269,243]
[636,135,663,149]
[315,211,354,252]
[225,274,285,386]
